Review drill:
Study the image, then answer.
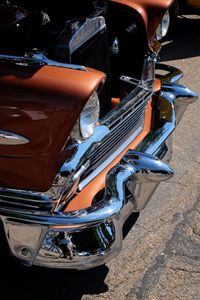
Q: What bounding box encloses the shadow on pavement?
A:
[0,213,139,300]
[0,253,109,300]
[160,15,200,62]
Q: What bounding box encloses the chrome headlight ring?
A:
[71,91,100,141]
[155,10,170,41]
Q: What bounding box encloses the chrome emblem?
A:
[0,130,30,145]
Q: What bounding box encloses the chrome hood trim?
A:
[0,53,87,71]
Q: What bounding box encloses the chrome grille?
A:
[82,87,152,180]
[0,190,53,212]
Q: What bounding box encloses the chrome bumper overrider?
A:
[0,65,198,270]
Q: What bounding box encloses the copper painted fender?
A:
[111,0,174,46]
[0,64,105,191]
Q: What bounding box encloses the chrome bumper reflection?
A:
[0,78,198,270]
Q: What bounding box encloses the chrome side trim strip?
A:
[0,130,30,145]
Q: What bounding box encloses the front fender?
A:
[0,62,105,191]
[111,0,174,46]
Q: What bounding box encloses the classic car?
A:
[0,0,198,270]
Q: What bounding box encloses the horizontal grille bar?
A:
[0,191,53,212]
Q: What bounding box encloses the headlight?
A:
[71,92,100,141]
[155,10,170,41]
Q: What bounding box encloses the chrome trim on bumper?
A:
[156,63,183,84]
[0,149,173,269]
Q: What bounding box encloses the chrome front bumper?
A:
[0,65,198,270]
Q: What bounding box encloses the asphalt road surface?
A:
[1,15,200,300]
